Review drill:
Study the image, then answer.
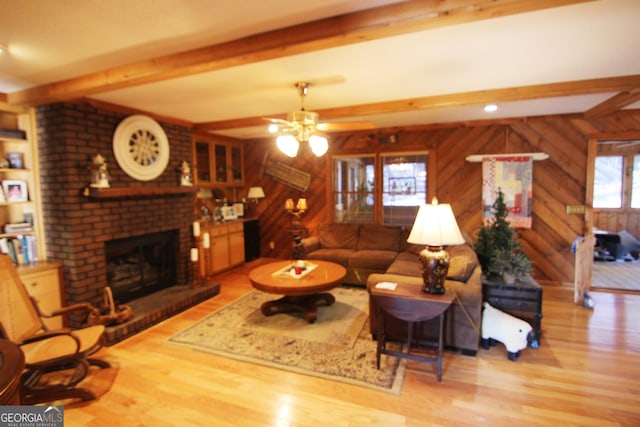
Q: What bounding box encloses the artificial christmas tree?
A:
[475,189,532,283]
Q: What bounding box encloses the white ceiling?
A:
[1,0,639,139]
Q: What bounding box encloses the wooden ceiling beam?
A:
[193,75,640,132]
[7,0,592,107]
[583,87,640,118]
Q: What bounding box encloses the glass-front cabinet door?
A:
[230,144,243,185]
[194,139,212,185]
[192,135,244,187]
[214,144,228,184]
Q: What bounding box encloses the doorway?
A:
[585,133,640,294]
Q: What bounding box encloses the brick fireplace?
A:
[35,102,199,328]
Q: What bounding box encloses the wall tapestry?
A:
[482,156,532,228]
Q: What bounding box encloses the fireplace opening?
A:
[105,230,178,304]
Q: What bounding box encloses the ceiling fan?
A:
[265,82,375,157]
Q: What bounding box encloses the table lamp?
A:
[407,198,465,294]
[247,186,265,202]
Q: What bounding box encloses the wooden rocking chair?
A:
[0,254,110,404]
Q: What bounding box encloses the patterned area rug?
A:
[168,287,406,394]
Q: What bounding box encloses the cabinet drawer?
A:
[228,222,243,233]
[207,225,228,237]
[19,266,63,329]
[485,295,540,313]
[484,287,541,300]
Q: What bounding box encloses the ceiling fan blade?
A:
[617,140,640,148]
[598,139,640,147]
[264,117,290,125]
[317,121,376,132]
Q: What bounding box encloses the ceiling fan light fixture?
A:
[309,134,328,156]
[277,134,299,157]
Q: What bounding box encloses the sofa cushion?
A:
[306,248,356,267]
[348,250,398,271]
[446,244,479,282]
[357,224,402,251]
[387,245,479,282]
[386,251,421,277]
[317,223,360,250]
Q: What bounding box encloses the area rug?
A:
[592,260,640,292]
[167,287,406,394]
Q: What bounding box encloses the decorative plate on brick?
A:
[113,115,170,181]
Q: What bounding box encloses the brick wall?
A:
[35,102,195,316]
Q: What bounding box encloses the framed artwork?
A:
[2,180,29,202]
[6,152,24,169]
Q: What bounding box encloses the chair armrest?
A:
[48,303,97,317]
[31,296,95,319]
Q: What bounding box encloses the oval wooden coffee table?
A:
[249,260,347,323]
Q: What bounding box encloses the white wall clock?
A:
[113,115,170,181]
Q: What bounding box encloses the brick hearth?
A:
[35,102,199,328]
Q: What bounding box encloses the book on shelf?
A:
[0,234,38,265]
[4,222,34,233]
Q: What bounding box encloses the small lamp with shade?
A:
[407,198,465,294]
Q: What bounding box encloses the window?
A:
[593,156,623,208]
[332,152,429,226]
[632,155,640,208]
[594,153,640,210]
[333,155,375,224]
[382,153,428,225]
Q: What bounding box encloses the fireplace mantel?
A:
[82,186,198,199]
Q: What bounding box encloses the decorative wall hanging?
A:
[483,156,532,228]
[259,153,311,192]
[467,152,548,229]
[113,115,170,181]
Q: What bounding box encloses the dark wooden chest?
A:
[482,275,543,348]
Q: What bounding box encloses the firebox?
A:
[105,230,178,304]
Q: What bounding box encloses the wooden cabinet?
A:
[199,221,245,276]
[18,262,64,329]
[192,134,244,187]
[1,107,46,265]
[482,275,543,348]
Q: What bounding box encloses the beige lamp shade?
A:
[296,198,308,211]
[407,198,465,294]
[247,187,265,200]
[407,198,465,247]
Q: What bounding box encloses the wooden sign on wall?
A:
[260,154,311,192]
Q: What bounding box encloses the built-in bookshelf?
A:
[0,106,46,266]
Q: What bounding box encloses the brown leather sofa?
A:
[299,223,409,286]
[300,223,483,355]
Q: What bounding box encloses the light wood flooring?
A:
[65,259,640,426]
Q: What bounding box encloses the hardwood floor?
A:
[66,259,640,426]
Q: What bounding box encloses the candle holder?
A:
[285,198,307,228]
[202,232,211,285]
[190,247,200,288]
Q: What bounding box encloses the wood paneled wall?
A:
[243,110,640,284]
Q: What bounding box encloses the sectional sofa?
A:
[298,223,483,354]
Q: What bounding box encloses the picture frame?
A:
[2,180,29,202]
[6,152,24,169]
